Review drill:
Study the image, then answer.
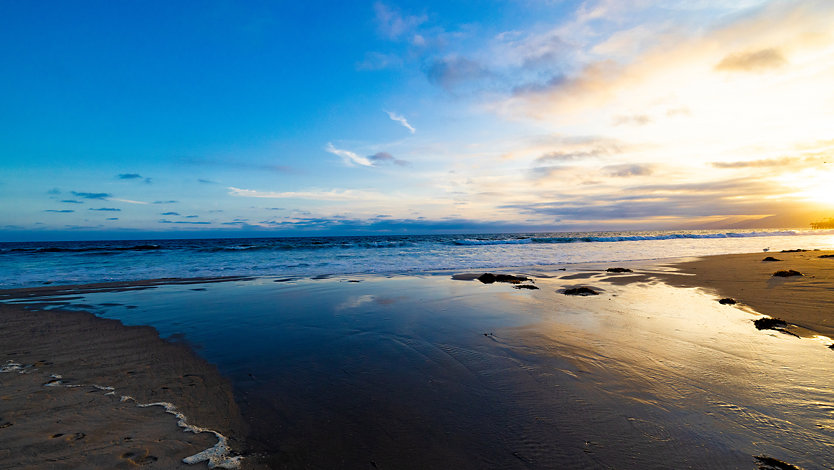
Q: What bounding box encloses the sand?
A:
[0,303,250,469]
[656,249,834,339]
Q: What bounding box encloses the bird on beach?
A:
[763,247,770,252]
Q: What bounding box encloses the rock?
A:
[753,317,788,330]
[605,267,633,273]
[754,455,800,470]
[762,256,781,262]
[513,285,539,290]
[780,249,807,253]
[563,287,598,296]
[477,273,529,284]
[718,298,736,305]
[819,254,834,259]
[772,270,802,277]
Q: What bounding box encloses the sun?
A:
[780,167,834,207]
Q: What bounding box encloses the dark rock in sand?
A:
[753,317,788,330]
[754,454,801,470]
[513,285,539,290]
[762,256,781,262]
[772,270,802,277]
[563,287,598,296]
[718,298,736,305]
[819,254,834,259]
[605,267,633,273]
[477,273,529,284]
[780,249,807,253]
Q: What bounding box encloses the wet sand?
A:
[2,252,834,468]
[0,303,249,469]
[656,249,834,339]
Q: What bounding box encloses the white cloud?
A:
[227,186,387,201]
[385,110,416,134]
[325,143,373,167]
[110,198,148,205]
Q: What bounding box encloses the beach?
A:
[2,249,834,468]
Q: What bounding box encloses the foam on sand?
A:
[2,359,242,469]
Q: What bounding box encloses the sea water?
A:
[2,229,834,287]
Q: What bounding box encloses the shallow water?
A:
[6,271,834,468]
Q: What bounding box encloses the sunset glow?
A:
[2,1,834,240]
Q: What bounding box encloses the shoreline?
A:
[0,303,251,469]
[653,249,834,339]
[2,249,834,467]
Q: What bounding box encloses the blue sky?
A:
[2,0,834,241]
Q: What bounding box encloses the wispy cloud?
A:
[325,143,373,167]
[44,209,74,213]
[161,212,180,216]
[159,220,211,225]
[368,152,410,167]
[153,200,178,204]
[111,198,148,205]
[373,2,426,40]
[385,111,416,134]
[715,48,787,72]
[118,173,142,180]
[228,186,388,201]
[71,191,111,200]
[61,200,84,204]
[88,207,121,211]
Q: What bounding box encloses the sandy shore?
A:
[0,303,249,469]
[2,250,834,468]
[655,249,834,339]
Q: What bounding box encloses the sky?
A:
[2,0,834,241]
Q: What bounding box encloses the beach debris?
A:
[718,298,736,305]
[753,317,788,330]
[819,254,834,259]
[563,287,599,296]
[754,455,801,470]
[762,256,781,262]
[513,284,539,290]
[772,270,802,277]
[605,267,633,273]
[477,273,529,284]
[780,249,807,253]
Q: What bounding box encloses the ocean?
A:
[2,229,833,288]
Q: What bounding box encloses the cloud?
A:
[373,2,426,40]
[180,157,294,174]
[368,152,410,166]
[61,200,84,204]
[198,178,218,184]
[153,200,178,204]
[159,220,211,225]
[325,143,373,167]
[111,198,148,205]
[612,114,652,126]
[711,156,819,169]
[118,173,142,179]
[602,164,653,177]
[88,207,121,211]
[44,209,74,213]
[185,215,199,218]
[106,217,118,221]
[425,56,490,90]
[715,48,787,72]
[161,212,180,216]
[228,186,388,201]
[71,191,111,200]
[385,111,416,134]
[357,52,403,71]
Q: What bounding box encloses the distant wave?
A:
[454,231,801,246]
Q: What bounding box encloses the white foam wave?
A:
[2,360,242,468]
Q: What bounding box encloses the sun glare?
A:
[782,167,834,207]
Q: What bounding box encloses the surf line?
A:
[2,360,243,469]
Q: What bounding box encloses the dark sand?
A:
[0,303,249,469]
[656,249,834,338]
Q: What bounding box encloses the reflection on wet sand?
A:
[2,258,833,468]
